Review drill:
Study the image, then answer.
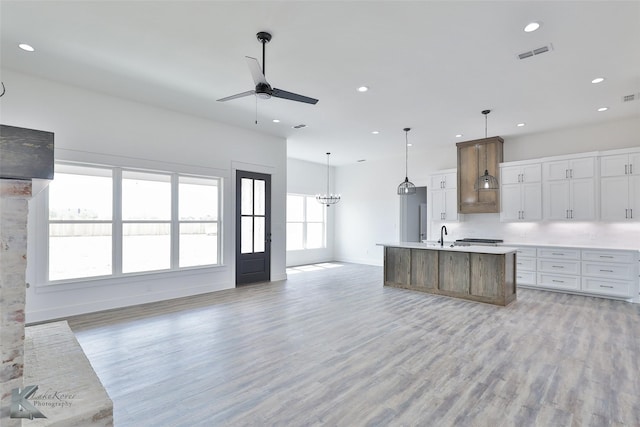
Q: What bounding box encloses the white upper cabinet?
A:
[600,150,640,221]
[430,171,457,190]
[429,170,460,222]
[500,163,542,221]
[543,156,596,221]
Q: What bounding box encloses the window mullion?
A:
[171,174,179,269]
[113,167,123,275]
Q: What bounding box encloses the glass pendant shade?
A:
[398,177,417,195]
[475,169,499,190]
[316,152,341,207]
[397,127,416,196]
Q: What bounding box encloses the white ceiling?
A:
[2,1,639,166]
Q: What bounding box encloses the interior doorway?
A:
[399,186,428,242]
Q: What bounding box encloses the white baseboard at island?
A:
[378,242,518,306]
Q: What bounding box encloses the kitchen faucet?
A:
[439,225,448,247]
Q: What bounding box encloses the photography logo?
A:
[10,385,47,419]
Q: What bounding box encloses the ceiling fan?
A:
[217,32,319,105]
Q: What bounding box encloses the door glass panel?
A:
[254,179,265,215]
[254,217,265,253]
[241,178,253,215]
[241,216,253,253]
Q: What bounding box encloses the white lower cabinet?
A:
[515,247,536,286]
[514,245,639,301]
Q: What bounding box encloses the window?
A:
[48,165,113,281]
[286,194,326,250]
[47,162,221,282]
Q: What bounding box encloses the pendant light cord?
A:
[326,152,331,194]
[405,130,409,179]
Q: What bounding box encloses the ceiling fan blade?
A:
[216,90,256,102]
[272,88,319,105]
[245,56,268,85]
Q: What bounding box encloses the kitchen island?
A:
[378,242,518,306]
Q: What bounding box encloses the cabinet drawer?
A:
[516,257,536,271]
[581,250,637,264]
[537,273,580,290]
[537,248,580,260]
[582,277,632,298]
[516,247,537,257]
[581,262,635,280]
[516,270,536,286]
[538,259,580,275]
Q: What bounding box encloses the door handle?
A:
[266,233,272,243]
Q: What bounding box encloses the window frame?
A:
[286,193,327,251]
[43,161,223,286]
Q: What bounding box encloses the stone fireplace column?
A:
[0,179,32,426]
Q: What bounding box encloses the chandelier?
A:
[316,152,341,206]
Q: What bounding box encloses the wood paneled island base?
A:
[381,243,517,306]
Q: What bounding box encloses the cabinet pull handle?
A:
[599,269,614,272]
[566,210,569,219]
[552,253,565,256]
[599,285,614,289]
[625,164,628,175]
[552,265,565,268]
[565,169,569,179]
[599,255,614,258]
[626,208,629,219]
[630,164,633,174]
[631,209,633,219]
[570,209,574,219]
[552,280,564,283]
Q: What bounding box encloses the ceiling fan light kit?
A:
[217,31,319,105]
[397,127,417,196]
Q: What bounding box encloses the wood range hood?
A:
[456,136,504,214]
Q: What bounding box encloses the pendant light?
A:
[397,127,417,195]
[474,110,499,191]
[316,152,341,207]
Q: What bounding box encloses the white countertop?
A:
[377,242,518,255]
[500,242,640,252]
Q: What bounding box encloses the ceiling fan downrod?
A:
[256,31,271,76]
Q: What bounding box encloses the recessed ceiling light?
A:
[357,86,369,92]
[524,22,541,33]
[597,107,608,112]
[18,43,34,52]
[407,143,413,147]
[455,134,463,138]
[517,123,526,127]
[591,77,605,84]
[272,119,280,123]
[371,131,379,135]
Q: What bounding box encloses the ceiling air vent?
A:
[622,93,638,103]
[517,43,553,60]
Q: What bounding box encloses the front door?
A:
[236,170,271,285]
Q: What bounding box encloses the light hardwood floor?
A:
[67,262,640,426]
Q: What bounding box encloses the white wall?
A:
[335,117,640,266]
[286,158,335,266]
[1,70,287,323]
